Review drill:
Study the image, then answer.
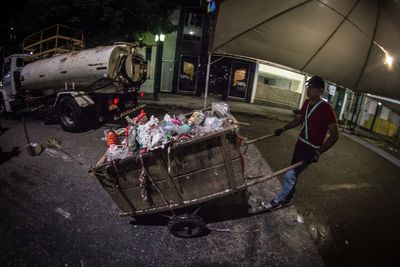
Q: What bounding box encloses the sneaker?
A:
[261,199,282,212]
[281,198,292,206]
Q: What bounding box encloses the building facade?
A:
[139,1,399,144]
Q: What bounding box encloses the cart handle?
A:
[245,161,304,187]
[244,133,276,145]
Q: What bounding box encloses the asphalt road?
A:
[0,107,322,267]
[2,105,399,266]
[235,113,400,267]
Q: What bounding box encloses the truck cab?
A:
[0,54,28,115]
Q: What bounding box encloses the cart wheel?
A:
[168,214,206,238]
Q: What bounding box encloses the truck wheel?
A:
[167,214,206,238]
[57,96,83,132]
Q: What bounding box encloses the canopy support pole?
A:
[203,52,212,109]
[343,91,355,132]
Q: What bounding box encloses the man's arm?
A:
[274,114,304,135]
[319,122,339,154]
[283,114,304,131]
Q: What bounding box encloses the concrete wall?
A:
[362,115,399,137]
[361,98,400,137]
[255,83,301,107]
[258,64,305,93]
[255,63,304,107]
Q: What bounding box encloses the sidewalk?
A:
[140,93,295,122]
[343,132,400,167]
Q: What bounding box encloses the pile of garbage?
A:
[105,102,232,161]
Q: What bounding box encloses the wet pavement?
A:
[0,106,322,266]
[1,95,400,266]
[141,94,400,266]
[235,113,400,266]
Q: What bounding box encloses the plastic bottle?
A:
[188,110,205,126]
[106,129,118,148]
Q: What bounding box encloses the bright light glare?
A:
[374,41,395,68]
[155,34,165,42]
[385,54,393,66]
[160,34,165,42]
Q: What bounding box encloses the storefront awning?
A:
[212,0,400,100]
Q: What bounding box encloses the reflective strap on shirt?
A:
[300,99,324,148]
[299,136,321,149]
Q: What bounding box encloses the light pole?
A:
[153,33,165,100]
[203,0,216,108]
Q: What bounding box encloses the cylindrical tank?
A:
[20,45,134,91]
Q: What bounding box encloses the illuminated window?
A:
[183,8,203,41]
[183,62,195,80]
[259,74,292,90]
[178,55,198,92]
[233,69,246,86]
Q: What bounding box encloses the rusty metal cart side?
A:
[91,123,303,238]
[92,123,247,236]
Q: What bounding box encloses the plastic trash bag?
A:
[212,102,230,117]
[106,145,132,161]
[203,117,224,133]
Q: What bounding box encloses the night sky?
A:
[0,0,29,48]
[0,0,28,24]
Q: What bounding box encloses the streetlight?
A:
[153,33,165,100]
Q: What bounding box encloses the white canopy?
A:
[213,0,400,100]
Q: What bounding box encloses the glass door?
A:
[177,55,199,93]
[228,61,250,99]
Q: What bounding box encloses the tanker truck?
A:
[0,43,147,131]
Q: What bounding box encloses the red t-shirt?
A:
[295,99,337,153]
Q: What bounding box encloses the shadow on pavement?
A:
[130,191,253,227]
[0,146,21,165]
[0,126,9,136]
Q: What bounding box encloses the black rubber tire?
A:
[56,96,83,132]
[167,214,205,238]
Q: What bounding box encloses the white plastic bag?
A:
[212,102,230,117]
[106,145,132,161]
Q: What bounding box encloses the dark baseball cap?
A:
[306,76,325,89]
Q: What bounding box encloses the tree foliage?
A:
[17,0,181,47]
